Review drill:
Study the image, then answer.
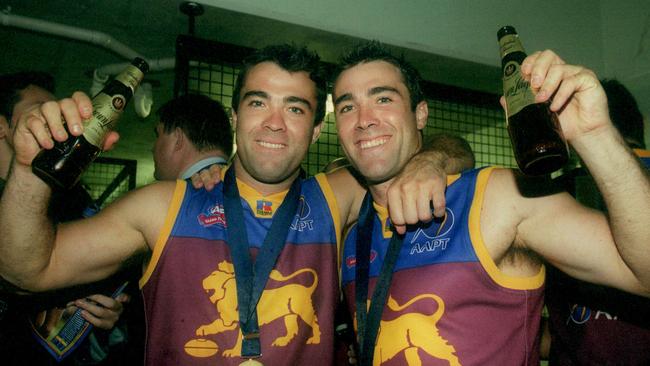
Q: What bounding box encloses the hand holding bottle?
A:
[28,58,147,189]
[519,50,611,145]
[10,92,120,167]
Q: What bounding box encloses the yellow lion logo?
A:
[373,294,460,366]
[190,260,320,358]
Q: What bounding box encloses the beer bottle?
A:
[497,26,568,175]
[31,58,149,189]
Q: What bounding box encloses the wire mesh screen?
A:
[175,36,517,176]
[186,61,239,117]
[81,157,137,208]
[425,99,516,169]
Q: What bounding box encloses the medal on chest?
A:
[239,359,263,366]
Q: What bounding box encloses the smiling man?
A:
[334,42,650,366]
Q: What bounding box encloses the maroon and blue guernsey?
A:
[140,172,341,365]
[341,167,545,365]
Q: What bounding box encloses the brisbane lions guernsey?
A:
[140,172,341,365]
[341,167,545,365]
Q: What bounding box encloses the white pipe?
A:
[1,12,143,60]
[1,12,182,119]
[96,58,176,77]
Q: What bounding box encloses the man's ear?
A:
[415,100,428,130]
[231,110,238,131]
[173,127,185,151]
[311,121,323,144]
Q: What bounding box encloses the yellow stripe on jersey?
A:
[468,167,545,290]
[315,173,342,263]
[139,179,187,288]
[634,148,650,158]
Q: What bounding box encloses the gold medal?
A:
[239,359,263,366]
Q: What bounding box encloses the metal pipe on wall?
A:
[1,11,178,117]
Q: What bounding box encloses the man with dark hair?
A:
[544,79,650,365]
[0,44,455,365]
[232,44,328,125]
[153,94,232,181]
[333,42,650,365]
[425,133,475,171]
[0,71,130,365]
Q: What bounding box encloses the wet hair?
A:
[0,71,55,125]
[334,40,425,111]
[601,79,645,149]
[232,44,327,125]
[156,94,233,156]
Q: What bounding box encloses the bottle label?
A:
[115,64,145,94]
[81,64,144,148]
[499,34,524,58]
[502,60,536,121]
[82,93,126,147]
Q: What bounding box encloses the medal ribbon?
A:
[354,191,404,366]
[223,166,302,358]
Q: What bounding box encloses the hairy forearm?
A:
[574,127,650,286]
[0,162,56,289]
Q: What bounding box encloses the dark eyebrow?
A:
[334,86,401,107]
[369,86,401,96]
[242,90,269,100]
[333,93,352,107]
[285,96,313,111]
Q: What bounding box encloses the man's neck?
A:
[367,178,395,208]
[233,157,298,196]
[178,152,228,180]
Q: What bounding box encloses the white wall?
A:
[198,0,605,72]
[199,0,650,145]
[600,0,650,146]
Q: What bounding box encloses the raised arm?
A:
[0,92,169,291]
[487,50,650,295]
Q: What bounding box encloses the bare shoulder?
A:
[95,180,180,248]
[325,168,365,225]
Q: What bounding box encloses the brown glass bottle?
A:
[32,58,149,189]
[498,26,568,176]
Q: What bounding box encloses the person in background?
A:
[333,41,650,365]
[152,94,232,181]
[542,78,650,365]
[0,71,132,365]
[425,133,475,172]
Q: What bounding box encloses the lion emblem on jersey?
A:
[191,260,320,358]
[374,294,460,366]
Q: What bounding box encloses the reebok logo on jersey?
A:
[256,200,273,216]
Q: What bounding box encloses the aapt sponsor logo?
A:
[290,196,314,232]
[409,208,454,255]
[198,204,226,227]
